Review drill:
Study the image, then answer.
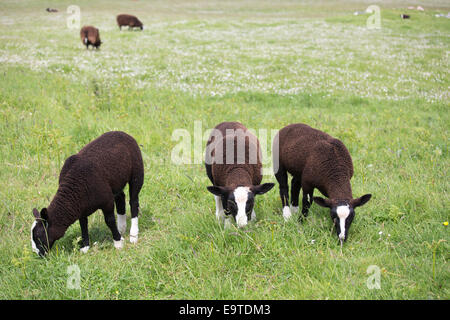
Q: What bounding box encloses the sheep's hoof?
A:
[114,237,125,249]
[129,234,138,244]
[80,246,90,253]
[282,206,292,221]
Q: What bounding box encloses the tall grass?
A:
[0,0,448,299]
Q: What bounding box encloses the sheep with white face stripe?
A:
[273,123,371,244]
[31,131,144,256]
[205,122,274,228]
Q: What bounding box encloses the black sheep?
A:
[273,123,371,243]
[80,26,102,49]
[31,131,144,256]
[116,14,143,30]
[205,122,274,228]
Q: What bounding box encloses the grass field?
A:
[0,0,448,299]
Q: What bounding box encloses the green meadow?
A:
[0,0,448,299]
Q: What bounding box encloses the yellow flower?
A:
[443,221,448,226]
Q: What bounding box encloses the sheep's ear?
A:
[32,208,40,219]
[207,186,228,196]
[313,197,332,208]
[251,183,275,195]
[351,194,372,208]
[40,208,49,221]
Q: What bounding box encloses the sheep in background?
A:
[80,26,102,49]
[116,14,143,30]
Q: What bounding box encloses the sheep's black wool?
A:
[80,26,101,49]
[273,123,371,242]
[116,14,143,30]
[31,131,144,256]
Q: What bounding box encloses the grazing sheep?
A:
[80,26,102,49]
[116,14,143,30]
[205,122,274,228]
[31,131,144,256]
[273,123,371,244]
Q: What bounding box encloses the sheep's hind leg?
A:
[79,216,90,253]
[290,176,302,215]
[301,187,314,218]
[129,175,143,244]
[102,201,124,249]
[115,191,126,236]
[275,166,291,221]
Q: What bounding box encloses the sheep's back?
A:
[74,131,143,193]
[275,123,352,178]
[206,122,262,186]
[275,123,330,175]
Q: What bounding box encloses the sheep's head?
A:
[207,183,274,228]
[313,194,372,244]
[31,208,56,257]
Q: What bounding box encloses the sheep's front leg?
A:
[79,216,90,253]
[115,191,127,236]
[290,176,302,215]
[301,188,314,218]
[275,166,291,221]
[103,203,124,249]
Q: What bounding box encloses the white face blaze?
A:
[336,205,350,240]
[30,221,39,255]
[233,186,250,228]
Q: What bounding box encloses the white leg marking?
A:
[114,237,125,249]
[117,214,127,235]
[80,246,90,253]
[283,206,292,221]
[130,217,139,243]
[251,209,256,222]
[291,206,299,214]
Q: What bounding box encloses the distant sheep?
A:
[80,26,102,49]
[205,122,274,228]
[273,123,371,243]
[116,14,143,30]
[31,131,144,256]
